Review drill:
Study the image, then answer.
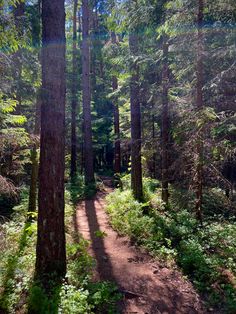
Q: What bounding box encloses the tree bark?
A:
[151,104,156,178]
[111,32,121,174]
[28,146,38,214]
[36,0,66,279]
[13,1,25,111]
[28,93,41,215]
[82,0,95,185]
[28,1,41,216]
[195,0,204,224]
[161,36,169,205]
[129,33,143,201]
[70,0,78,179]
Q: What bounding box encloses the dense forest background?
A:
[0,0,236,313]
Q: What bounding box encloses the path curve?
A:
[75,182,205,314]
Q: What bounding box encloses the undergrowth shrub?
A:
[106,188,175,260]
[69,174,98,204]
[120,174,160,201]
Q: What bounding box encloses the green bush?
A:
[106,188,176,260]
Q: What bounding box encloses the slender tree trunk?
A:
[28,147,38,214]
[161,36,169,205]
[36,0,66,279]
[113,76,121,174]
[82,0,95,185]
[78,8,84,175]
[111,32,121,174]
[195,0,204,224]
[129,32,143,201]
[152,104,156,178]
[70,0,78,179]
[28,93,41,214]
[13,1,24,111]
[28,1,41,216]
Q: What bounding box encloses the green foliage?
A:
[69,175,86,205]
[66,240,95,285]
[60,284,92,314]
[0,93,27,134]
[29,280,120,314]
[106,186,173,259]
[28,282,61,314]
[87,281,121,314]
[94,230,108,238]
[120,174,160,201]
[69,175,97,205]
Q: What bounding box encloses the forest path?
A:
[75,178,205,314]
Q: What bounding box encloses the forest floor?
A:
[75,178,206,314]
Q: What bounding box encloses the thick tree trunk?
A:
[111,32,121,174]
[161,36,169,205]
[195,0,204,224]
[70,0,78,179]
[129,33,143,201]
[36,0,66,279]
[82,0,95,185]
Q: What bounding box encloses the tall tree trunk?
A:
[36,0,66,279]
[151,103,156,178]
[28,148,38,214]
[111,32,121,174]
[195,0,204,224]
[161,36,169,205]
[78,8,84,175]
[28,0,41,216]
[13,1,25,111]
[70,0,78,179]
[82,0,95,185]
[113,75,121,174]
[129,33,143,201]
[28,93,40,215]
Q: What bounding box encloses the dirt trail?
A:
[75,180,205,314]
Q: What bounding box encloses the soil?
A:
[75,179,206,314]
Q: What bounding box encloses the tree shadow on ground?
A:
[84,197,115,282]
[69,176,97,243]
